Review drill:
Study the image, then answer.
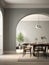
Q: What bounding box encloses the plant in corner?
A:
[16,32,24,46]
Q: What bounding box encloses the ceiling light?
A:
[35,24,42,29]
[35,15,42,29]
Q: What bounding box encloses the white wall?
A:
[16,14,49,43]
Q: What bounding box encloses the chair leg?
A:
[23,50,26,56]
[30,48,31,56]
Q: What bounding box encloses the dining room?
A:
[16,14,49,58]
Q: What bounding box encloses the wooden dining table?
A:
[30,43,49,57]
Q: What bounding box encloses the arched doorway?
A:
[16,14,49,57]
[0,9,3,54]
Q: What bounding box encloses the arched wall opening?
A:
[16,14,49,53]
[0,9,3,54]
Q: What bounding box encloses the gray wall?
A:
[3,8,49,53]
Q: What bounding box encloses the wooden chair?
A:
[33,45,46,57]
[23,44,32,56]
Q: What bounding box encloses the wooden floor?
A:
[0,54,49,65]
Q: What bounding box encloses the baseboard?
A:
[3,51,16,54]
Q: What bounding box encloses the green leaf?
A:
[16,32,24,43]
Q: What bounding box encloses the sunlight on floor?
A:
[0,54,37,60]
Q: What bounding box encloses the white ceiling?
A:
[4,0,49,4]
[1,0,49,8]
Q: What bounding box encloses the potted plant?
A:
[16,32,24,48]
